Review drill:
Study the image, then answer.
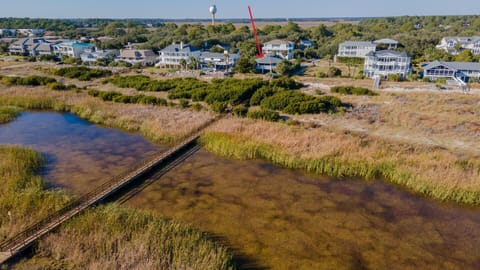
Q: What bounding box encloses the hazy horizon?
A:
[1,0,480,19]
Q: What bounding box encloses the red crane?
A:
[248,5,264,58]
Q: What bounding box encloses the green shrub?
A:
[179,99,190,108]
[328,66,342,77]
[54,66,112,81]
[47,82,67,90]
[330,86,377,96]
[1,75,56,86]
[388,74,402,82]
[210,101,228,113]
[247,109,280,122]
[191,103,203,111]
[233,105,248,117]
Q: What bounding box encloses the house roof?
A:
[57,41,94,48]
[340,41,376,47]
[264,39,294,45]
[374,38,399,45]
[160,43,200,53]
[423,60,480,71]
[255,55,283,65]
[442,36,480,44]
[199,52,239,60]
[366,50,409,58]
[34,43,52,51]
[120,49,156,59]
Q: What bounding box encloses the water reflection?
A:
[125,150,480,270]
[0,112,160,193]
[1,112,480,269]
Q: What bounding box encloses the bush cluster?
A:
[55,66,112,81]
[1,75,56,86]
[247,109,280,122]
[260,90,342,114]
[87,89,167,106]
[330,86,378,96]
[105,76,206,92]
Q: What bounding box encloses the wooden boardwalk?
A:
[0,117,218,265]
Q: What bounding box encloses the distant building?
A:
[8,37,49,56]
[53,41,94,58]
[337,41,376,59]
[157,42,201,68]
[300,39,314,49]
[262,40,295,60]
[0,29,15,37]
[199,52,240,70]
[117,49,157,66]
[32,43,53,56]
[423,61,480,81]
[436,36,480,55]
[21,29,44,36]
[255,55,283,73]
[363,50,411,79]
[374,38,399,50]
[81,49,119,65]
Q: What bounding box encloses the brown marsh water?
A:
[1,112,480,269]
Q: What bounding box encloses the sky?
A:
[1,0,480,19]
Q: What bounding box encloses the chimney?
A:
[180,41,184,50]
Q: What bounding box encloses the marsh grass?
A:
[35,205,234,270]
[203,119,480,205]
[1,146,234,269]
[0,146,72,241]
[0,106,21,123]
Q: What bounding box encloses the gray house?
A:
[423,61,480,81]
[9,38,49,55]
[255,55,283,73]
[364,50,411,79]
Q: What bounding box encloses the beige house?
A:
[116,49,157,66]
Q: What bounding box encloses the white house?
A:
[116,49,157,66]
[157,42,201,68]
[364,50,411,79]
[81,49,119,65]
[337,41,376,59]
[436,36,480,55]
[423,61,480,82]
[199,52,240,70]
[374,38,399,49]
[255,55,283,73]
[53,41,95,58]
[262,40,295,60]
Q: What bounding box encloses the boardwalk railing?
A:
[0,116,220,263]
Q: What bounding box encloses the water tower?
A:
[209,4,217,26]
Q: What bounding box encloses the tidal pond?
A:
[1,112,480,269]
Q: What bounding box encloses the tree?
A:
[234,56,255,73]
[179,59,187,70]
[455,49,474,62]
[328,66,342,77]
[275,60,294,76]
